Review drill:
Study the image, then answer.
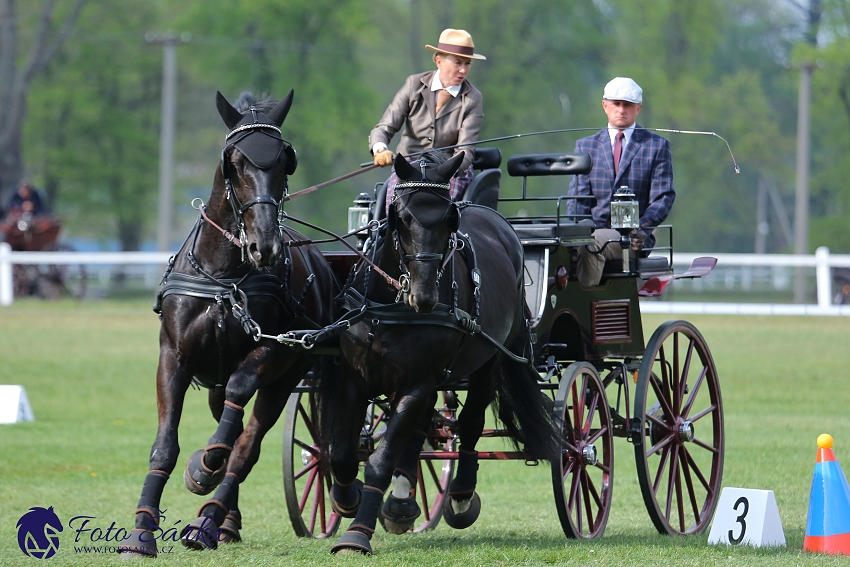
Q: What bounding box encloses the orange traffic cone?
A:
[804,434,850,555]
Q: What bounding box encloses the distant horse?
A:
[320,151,559,554]
[117,91,334,557]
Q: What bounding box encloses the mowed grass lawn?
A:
[1,299,849,566]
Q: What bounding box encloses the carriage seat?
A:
[602,255,672,277]
[511,218,595,246]
[507,153,592,177]
[458,147,502,210]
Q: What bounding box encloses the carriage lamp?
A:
[610,186,640,273]
[348,193,374,250]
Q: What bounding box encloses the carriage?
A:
[0,211,86,299]
[281,147,723,542]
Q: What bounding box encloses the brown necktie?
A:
[436,89,451,115]
[613,131,625,175]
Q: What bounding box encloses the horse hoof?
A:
[330,530,373,555]
[183,449,227,496]
[442,492,481,530]
[180,517,218,550]
[380,494,421,534]
[330,479,363,519]
[217,514,242,544]
[116,529,158,557]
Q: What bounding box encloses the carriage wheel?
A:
[37,243,87,299]
[633,320,724,535]
[551,362,613,539]
[282,389,340,538]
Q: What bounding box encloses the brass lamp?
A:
[348,193,373,250]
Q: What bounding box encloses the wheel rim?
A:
[282,389,340,538]
[633,321,724,535]
[552,362,613,539]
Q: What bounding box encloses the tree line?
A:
[2,0,848,254]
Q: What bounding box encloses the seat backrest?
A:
[465,169,501,210]
[507,153,592,177]
[374,182,387,222]
[472,147,502,171]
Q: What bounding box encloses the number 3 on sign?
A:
[728,496,749,544]
[708,488,785,548]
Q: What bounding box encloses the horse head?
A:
[389,151,463,313]
[215,90,297,267]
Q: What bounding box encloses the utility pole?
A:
[794,62,812,303]
[146,31,190,252]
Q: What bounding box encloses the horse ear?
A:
[268,89,294,126]
[216,91,244,129]
[436,152,465,180]
[394,154,417,180]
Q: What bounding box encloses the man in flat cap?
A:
[369,28,486,212]
[567,77,676,287]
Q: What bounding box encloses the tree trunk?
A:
[0,0,87,202]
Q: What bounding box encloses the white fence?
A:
[2,242,850,315]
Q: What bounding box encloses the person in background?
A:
[369,28,485,212]
[6,181,46,217]
[567,77,675,287]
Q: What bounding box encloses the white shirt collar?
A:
[607,123,636,148]
[430,72,461,97]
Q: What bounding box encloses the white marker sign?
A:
[708,487,785,547]
[0,385,35,424]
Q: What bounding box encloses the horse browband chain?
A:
[225,122,282,140]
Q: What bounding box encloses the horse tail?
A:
[492,310,560,463]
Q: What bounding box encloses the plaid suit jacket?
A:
[567,125,675,249]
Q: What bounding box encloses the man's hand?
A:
[373,149,394,167]
[629,229,647,251]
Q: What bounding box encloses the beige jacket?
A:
[368,71,483,173]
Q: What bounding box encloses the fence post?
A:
[0,242,12,306]
[815,246,831,308]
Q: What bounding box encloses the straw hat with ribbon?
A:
[425,29,486,60]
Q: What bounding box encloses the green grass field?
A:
[1,299,850,566]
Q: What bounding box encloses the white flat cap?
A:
[603,77,642,104]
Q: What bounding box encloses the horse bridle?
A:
[218,108,295,254]
[390,179,460,297]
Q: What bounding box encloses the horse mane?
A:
[232,92,279,114]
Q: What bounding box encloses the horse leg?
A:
[442,369,495,530]
[327,372,368,519]
[332,385,434,555]
[380,398,436,534]
[183,398,244,496]
[117,353,191,558]
[181,363,302,549]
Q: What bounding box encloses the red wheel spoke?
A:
[674,451,685,532]
[689,404,717,424]
[691,436,719,453]
[665,445,680,520]
[652,444,672,493]
[680,448,702,525]
[683,445,712,493]
[299,467,319,511]
[418,463,431,523]
[658,344,674,413]
[592,461,611,475]
[293,457,320,482]
[297,403,319,441]
[584,468,603,509]
[583,390,599,435]
[293,437,320,457]
[562,439,579,454]
[647,432,675,458]
[587,425,608,445]
[679,339,695,408]
[318,472,328,534]
[569,464,582,532]
[562,456,576,481]
[646,411,670,431]
[581,469,595,531]
[672,333,681,415]
[682,367,707,417]
[649,373,675,422]
[308,470,322,533]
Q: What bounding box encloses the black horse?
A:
[118,91,335,557]
[320,151,559,554]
